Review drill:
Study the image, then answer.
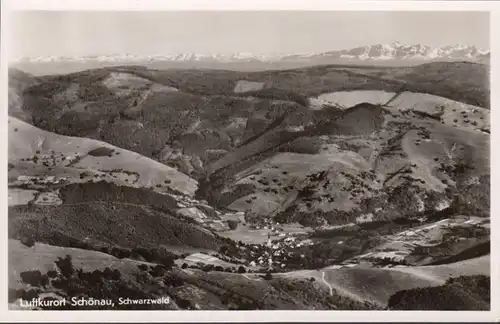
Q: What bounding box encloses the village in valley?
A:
[9,164,490,274]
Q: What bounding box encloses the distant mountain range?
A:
[285,42,490,63]
[12,42,489,64]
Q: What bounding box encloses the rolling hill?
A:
[8,116,197,197]
[8,60,490,310]
[8,239,489,310]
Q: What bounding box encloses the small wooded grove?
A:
[10,255,173,310]
[387,275,490,310]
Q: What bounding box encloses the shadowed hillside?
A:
[388,275,490,310]
[9,203,223,250]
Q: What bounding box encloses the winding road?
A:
[321,271,334,296]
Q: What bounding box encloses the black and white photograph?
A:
[2,1,498,321]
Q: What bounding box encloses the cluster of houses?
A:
[239,229,314,270]
[15,175,67,185]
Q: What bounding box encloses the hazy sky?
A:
[10,11,490,57]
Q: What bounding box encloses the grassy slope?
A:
[10,63,490,234]
[17,67,311,178]
[12,62,489,185]
[8,116,197,197]
[8,239,153,289]
[284,255,489,306]
[10,239,487,309]
[140,61,489,108]
[9,239,379,310]
[15,61,490,143]
[309,90,490,133]
[201,98,489,224]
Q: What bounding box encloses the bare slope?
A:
[8,116,197,197]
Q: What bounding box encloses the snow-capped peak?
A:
[10,42,489,64]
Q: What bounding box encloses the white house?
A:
[17,175,33,182]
